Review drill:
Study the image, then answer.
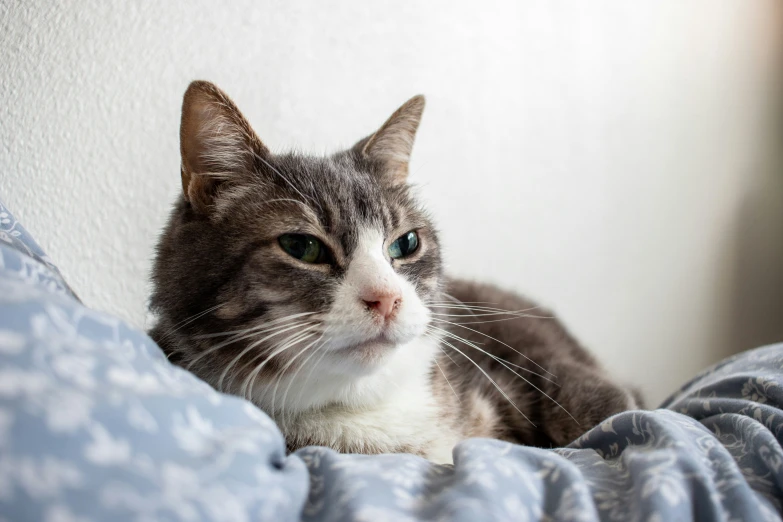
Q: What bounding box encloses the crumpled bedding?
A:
[1,198,781,521]
[297,344,783,521]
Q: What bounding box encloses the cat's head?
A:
[150,81,443,402]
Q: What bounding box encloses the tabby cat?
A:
[149,81,639,464]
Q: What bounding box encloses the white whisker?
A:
[430,311,546,318]
[288,329,339,424]
[240,330,317,399]
[428,304,547,316]
[431,313,554,324]
[429,325,576,424]
[426,333,534,427]
[437,343,459,366]
[275,330,330,431]
[192,311,319,340]
[235,328,314,397]
[430,323,558,385]
[433,354,461,404]
[429,316,556,378]
[435,294,546,314]
[186,320,312,373]
[158,303,227,342]
[219,323,319,392]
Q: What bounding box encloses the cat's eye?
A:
[388,231,419,259]
[278,234,329,264]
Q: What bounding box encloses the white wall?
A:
[1,1,781,405]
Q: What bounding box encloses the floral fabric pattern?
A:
[0,199,79,300]
[0,198,781,521]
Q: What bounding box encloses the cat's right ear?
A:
[179,81,269,214]
[353,95,425,186]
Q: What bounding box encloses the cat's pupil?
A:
[389,231,419,259]
[279,234,324,264]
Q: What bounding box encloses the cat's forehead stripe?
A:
[273,156,399,257]
[249,152,431,263]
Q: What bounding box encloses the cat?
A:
[149,81,640,464]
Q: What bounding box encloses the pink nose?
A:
[362,292,401,319]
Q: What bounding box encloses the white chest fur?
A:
[260,335,461,464]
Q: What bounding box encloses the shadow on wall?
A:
[728,117,783,358]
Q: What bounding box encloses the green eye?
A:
[278,234,328,264]
[388,231,419,259]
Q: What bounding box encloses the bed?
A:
[1,198,781,521]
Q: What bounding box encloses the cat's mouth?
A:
[322,315,428,364]
[341,336,400,368]
[342,333,396,353]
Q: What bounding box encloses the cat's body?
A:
[149,81,638,464]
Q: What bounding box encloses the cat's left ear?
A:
[354,95,425,185]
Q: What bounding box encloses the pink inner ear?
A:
[183,99,249,176]
[178,81,270,213]
[360,95,425,186]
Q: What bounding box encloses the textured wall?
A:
[1,1,781,404]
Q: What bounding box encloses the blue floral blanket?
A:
[1,198,781,521]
